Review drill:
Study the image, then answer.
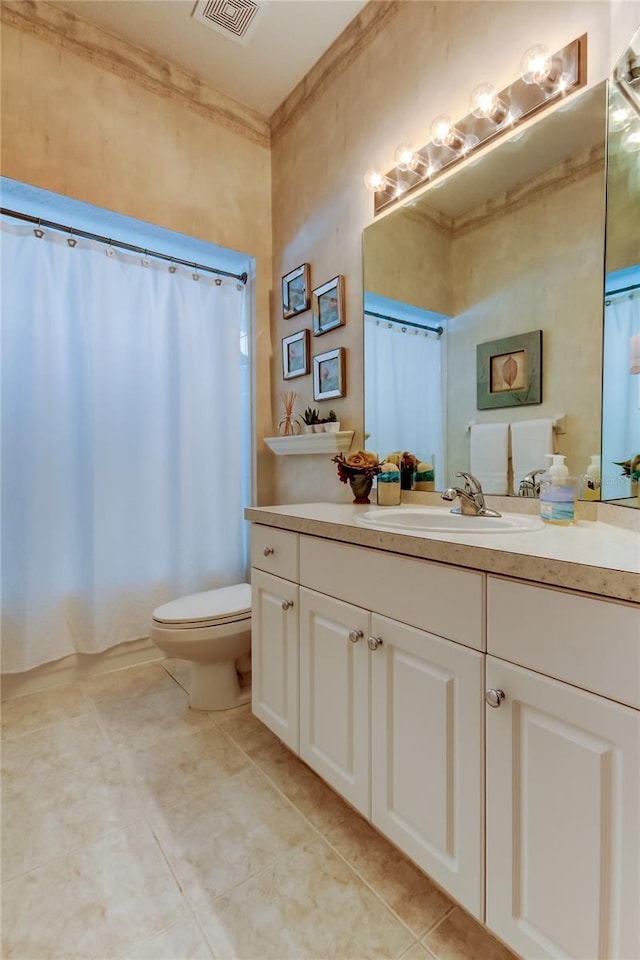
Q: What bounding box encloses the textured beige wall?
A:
[606,141,640,275]
[1,19,274,502]
[270,0,635,505]
[448,162,605,484]
[363,208,453,318]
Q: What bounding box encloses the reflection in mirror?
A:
[364,83,607,496]
[602,27,640,508]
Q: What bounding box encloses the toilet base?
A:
[189,660,251,711]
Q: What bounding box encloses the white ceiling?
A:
[55,0,368,118]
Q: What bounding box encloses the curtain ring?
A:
[34,219,45,239]
[67,229,77,248]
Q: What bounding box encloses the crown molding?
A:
[2,0,271,149]
[270,1,404,142]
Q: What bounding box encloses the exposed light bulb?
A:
[519,44,565,95]
[469,83,510,124]
[519,44,552,85]
[393,142,419,172]
[429,114,465,152]
[363,166,390,192]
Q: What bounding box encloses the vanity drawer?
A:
[487,576,640,708]
[251,525,299,582]
[299,535,484,650]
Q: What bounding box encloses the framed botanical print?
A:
[282,329,310,380]
[282,263,310,319]
[312,275,345,336]
[476,330,543,409]
[313,347,345,401]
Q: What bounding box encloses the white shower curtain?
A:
[1,221,251,673]
[602,291,640,499]
[364,316,444,487]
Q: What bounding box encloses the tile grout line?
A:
[199,720,443,945]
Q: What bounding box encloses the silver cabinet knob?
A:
[367,636,383,651]
[485,688,505,708]
[348,630,363,644]
[281,599,294,611]
[263,546,274,556]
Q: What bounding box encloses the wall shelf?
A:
[264,431,354,456]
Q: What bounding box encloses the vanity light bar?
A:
[370,35,586,216]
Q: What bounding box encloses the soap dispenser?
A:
[579,455,601,502]
[539,454,576,525]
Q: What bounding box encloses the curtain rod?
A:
[605,282,640,297]
[0,208,248,284]
[364,309,444,336]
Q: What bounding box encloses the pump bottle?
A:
[539,454,577,525]
[579,455,601,502]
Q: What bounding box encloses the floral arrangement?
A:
[332,450,380,483]
[614,454,640,481]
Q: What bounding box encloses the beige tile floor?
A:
[1,659,519,960]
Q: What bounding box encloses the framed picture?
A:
[477,330,543,409]
[282,263,310,319]
[312,275,345,336]
[282,329,310,380]
[313,347,345,401]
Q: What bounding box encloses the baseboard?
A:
[1,637,163,701]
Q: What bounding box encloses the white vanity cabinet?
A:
[250,527,300,752]
[485,576,640,960]
[299,588,370,814]
[369,614,484,918]
[298,534,486,918]
[249,514,640,959]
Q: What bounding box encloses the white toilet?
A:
[150,582,252,711]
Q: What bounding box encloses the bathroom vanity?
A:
[246,502,639,960]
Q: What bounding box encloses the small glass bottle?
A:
[377,461,401,506]
[579,455,601,501]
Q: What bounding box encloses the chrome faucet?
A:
[441,472,502,517]
[518,468,545,498]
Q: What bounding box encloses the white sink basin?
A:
[355,507,544,534]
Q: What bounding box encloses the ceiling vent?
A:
[191,0,264,46]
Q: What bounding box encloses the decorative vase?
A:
[348,473,374,504]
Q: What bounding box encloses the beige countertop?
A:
[246,502,640,604]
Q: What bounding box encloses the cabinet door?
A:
[251,569,299,753]
[299,588,370,816]
[370,614,484,918]
[486,657,640,960]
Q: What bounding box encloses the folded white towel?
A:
[469,423,509,495]
[510,418,555,494]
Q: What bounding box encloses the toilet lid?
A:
[152,583,251,626]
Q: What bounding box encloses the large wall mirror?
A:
[602,26,640,507]
[363,80,608,497]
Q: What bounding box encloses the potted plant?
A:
[300,407,320,434]
[324,409,341,433]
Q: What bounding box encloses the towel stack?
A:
[510,419,555,494]
[469,423,509,494]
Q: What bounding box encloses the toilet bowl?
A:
[150,583,251,711]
